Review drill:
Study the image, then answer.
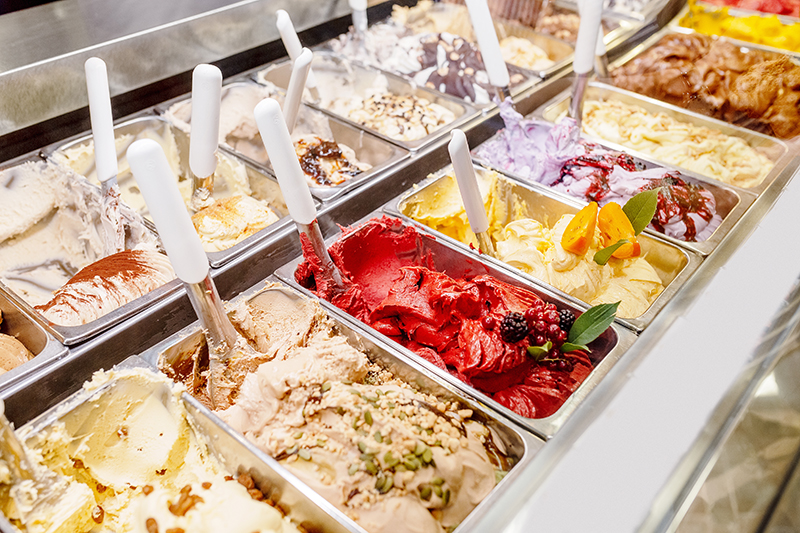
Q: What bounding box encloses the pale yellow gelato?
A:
[2,369,299,533]
[401,171,664,318]
[581,99,775,188]
[191,195,280,253]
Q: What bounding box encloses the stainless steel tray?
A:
[158,79,410,203]
[12,357,362,533]
[274,214,637,439]
[0,152,182,346]
[472,119,755,257]
[536,81,792,195]
[668,3,800,59]
[0,289,67,394]
[46,113,301,268]
[609,26,800,136]
[314,33,537,110]
[139,280,543,531]
[555,0,668,22]
[256,52,480,153]
[385,164,702,332]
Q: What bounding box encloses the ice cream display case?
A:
[2,0,800,531]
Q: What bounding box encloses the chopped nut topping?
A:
[91,506,104,524]
[145,518,159,533]
[237,473,256,490]
[201,481,212,490]
[142,485,154,496]
[168,485,204,516]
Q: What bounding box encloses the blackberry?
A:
[558,310,575,332]
[499,312,528,343]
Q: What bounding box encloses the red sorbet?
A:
[295,216,593,419]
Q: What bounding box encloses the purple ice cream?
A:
[474,100,723,242]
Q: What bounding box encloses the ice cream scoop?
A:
[85,57,125,257]
[276,9,320,101]
[254,98,343,286]
[464,0,511,101]
[0,399,96,533]
[128,138,254,408]
[569,0,603,128]
[448,129,496,257]
[283,48,313,134]
[188,64,223,212]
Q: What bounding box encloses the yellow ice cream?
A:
[2,370,299,533]
[401,171,664,318]
[680,1,800,53]
[581,99,775,188]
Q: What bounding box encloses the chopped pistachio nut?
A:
[298,449,312,461]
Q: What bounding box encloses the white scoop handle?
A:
[284,48,313,134]
[448,130,489,235]
[254,98,317,225]
[189,64,222,179]
[84,57,118,184]
[596,28,606,56]
[128,139,209,284]
[276,10,318,90]
[464,0,510,89]
[574,0,603,75]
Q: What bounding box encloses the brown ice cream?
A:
[611,33,800,139]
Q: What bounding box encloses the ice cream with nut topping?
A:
[0,369,299,533]
[160,287,507,533]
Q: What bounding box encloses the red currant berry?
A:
[535,334,546,346]
[481,316,495,330]
[534,321,547,333]
[524,308,537,327]
[544,310,560,324]
[557,360,569,371]
[534,311,544,321]
[548,324,562,338]
[557,330,567,343]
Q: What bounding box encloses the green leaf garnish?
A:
[622,188,661,236]
[593,240,629,266]
[567,302,619,349]
[560,342,589,352]
[527,341,552,361]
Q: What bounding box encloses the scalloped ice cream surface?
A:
[293,216,609,420]
[159,285,506,533]
[0,368,299,533]
[474,99,723,243]
[0,161,172,327]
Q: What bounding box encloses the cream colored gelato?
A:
[499,36,555,71]
[581,99,775,188]
[306,66,456,142]
[401,171,664,318]
[166,83,371,188]
[191,195,280,253]
[2,369,299,533]
[53,126,254,217]
[34,250,175,327]
[161,287,504,533]
[0,335,32,375]
[0,161,159,307]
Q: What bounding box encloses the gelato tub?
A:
[610,27,800,140]
[471,106,754,256]
[161,80,409,202]
[48,114,298,267]
[555,0,670,21]
[275,217,636,439]
[257,52,478,153]
[387,164,702,332]
[141,281,542,530]
[0,153,181,345]
[3,360,362,533]
[538,82,790,194]
[0,288,66,393]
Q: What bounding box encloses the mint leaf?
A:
[527,341,552,361]
[622,188,661,235]
[561,342,589,353]
[593,239,629,265]
[567,302,619,348]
